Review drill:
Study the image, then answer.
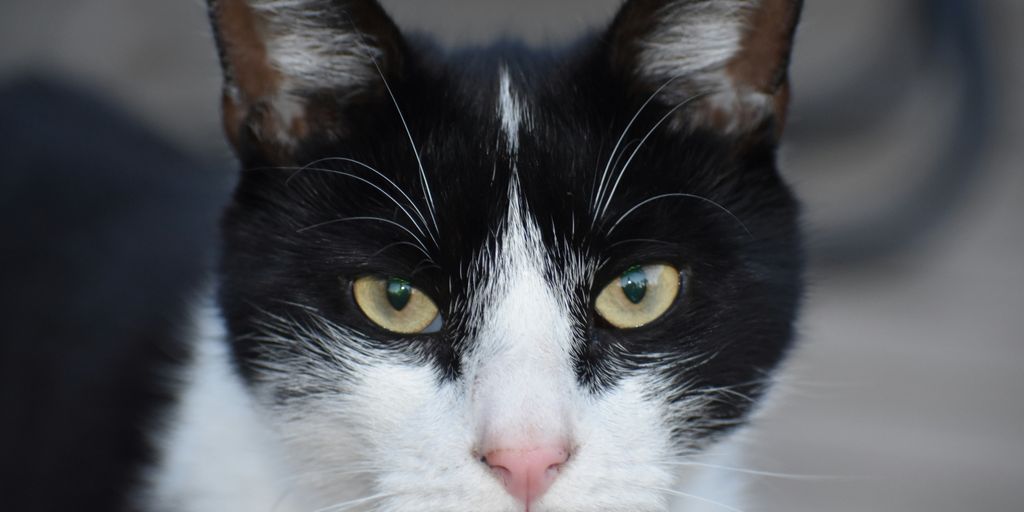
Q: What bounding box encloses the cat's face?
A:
[210,1,803,510]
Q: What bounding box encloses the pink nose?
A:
[484,445,570,504]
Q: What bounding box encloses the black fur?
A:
[2,2,803,510]
[0,77,229,511]
[216,2,803,447]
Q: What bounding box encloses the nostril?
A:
[482,445,572,504]
[488,462,512,485]
[482,458,511,491]
[549,448,569,470]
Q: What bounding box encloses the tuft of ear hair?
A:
[608,0,803,138]
[207,0,404,162]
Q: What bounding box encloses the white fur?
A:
[252,175,701,510]
[146,52,755,512]
[148,308,746,512]
[249,0,380,93]
[638,1,750,82]
[668,436,750,512]
[152,2,788,510]
[636,0,775,132]
[497,67,527,156]
[142,304,310,512]
[145,191,747,512]
[227,0,383,144]
[144,186,749,512]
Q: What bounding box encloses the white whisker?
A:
[603,137,639,197]
[699,384,759,404]
[656,460,848,481]
[587,137,606,218]
[370,240,430,259]
[296,216,431,260]
[592,76,680,219]
[605,192,752,237]
[604,237,678,250]
[646,486,746,512]
[596,92,707,221]
[409,257,442,276]
[318,157,437,247]
[281,466,385,484]
[281,164,431,243]
[350,32,439,238]
[312,491,393,512]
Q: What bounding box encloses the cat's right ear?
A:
[606,0,803,139]
[208,0,406,163]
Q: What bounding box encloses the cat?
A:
[145,1,804,511]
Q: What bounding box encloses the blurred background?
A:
[1,1,1021,511]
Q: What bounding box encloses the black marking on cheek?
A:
[214,35,805,454]
[573,331,601,390]
[665,379,771,448]
[417,333,462,383]
[573,327,626,394]
[433,305,478,384]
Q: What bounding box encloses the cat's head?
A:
[209,0,804,510]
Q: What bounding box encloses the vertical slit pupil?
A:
[386,278,412,310]
[620,266,647,304]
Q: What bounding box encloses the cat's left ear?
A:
[607,0,803,139]
[208,0,406,163]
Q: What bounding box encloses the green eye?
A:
[353,276,441,334]
[620,266,648,304]
[386,278,413,310]
[595,264,680,329]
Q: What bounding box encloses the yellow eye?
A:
[352,276,442,334]
[595,264,681,329]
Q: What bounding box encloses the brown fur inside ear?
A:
[212,0,296,161]
[728,0,801,92]
[725,0,802,137]
[214,0,281,102]
[207,0,406,164]
[607,0,802,139]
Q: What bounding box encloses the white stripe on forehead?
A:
[470,165,571,358]
[465,177,577,443]
[497,66,526,156]
[454,76,575,442]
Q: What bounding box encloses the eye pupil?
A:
[620,266,648,304]
[386,278,412,310]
